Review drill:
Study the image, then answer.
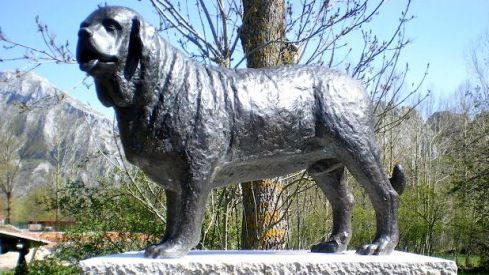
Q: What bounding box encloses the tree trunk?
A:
[241,179,287,249]
[6,191,11,224]
[240,0,285,68]
[239,0,289,250]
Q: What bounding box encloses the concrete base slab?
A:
[79,250,457,274]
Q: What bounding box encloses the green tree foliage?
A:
[12,185,56,223]
[449,111,489,261]
[47,173,165,266]
[349,187,376,250]
[27,257,79,275]
[398,183,448,255]
[445,31,489,267]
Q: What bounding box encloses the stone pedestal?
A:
[79,250,457,274]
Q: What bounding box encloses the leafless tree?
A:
[469,29,489,111]
[0,116,23,224]
[0,17,74,76]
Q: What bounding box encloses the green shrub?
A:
[0,268,15,275]
[466,255,481,269]
[51,177,165,265]
[456,255,467,269]
[27,257,78,275]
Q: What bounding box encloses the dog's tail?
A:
[389,164,406,195]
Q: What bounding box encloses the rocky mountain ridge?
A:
[0,71,118,195]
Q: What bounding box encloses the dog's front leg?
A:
[145,185,210,258]
[160,189,181,243]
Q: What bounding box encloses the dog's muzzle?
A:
[76,28,118,73]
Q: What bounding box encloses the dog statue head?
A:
[77,6,154,108]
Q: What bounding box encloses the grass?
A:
[0,269,14,275]
[438,254,486,274]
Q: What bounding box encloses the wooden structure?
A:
[0,230,50,275]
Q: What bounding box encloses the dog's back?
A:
[210,65,373,186]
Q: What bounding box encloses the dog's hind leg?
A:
[308,159,353,253]
[341,142,400,255]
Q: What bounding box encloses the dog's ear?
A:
[124,16,143,80]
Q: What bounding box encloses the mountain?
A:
[0,71,118,195]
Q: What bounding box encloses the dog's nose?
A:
[78,28,93,38]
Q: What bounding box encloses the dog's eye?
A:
[106,24,116,32]
[103,19,121,32]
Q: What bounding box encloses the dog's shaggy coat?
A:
[77,6,405,258]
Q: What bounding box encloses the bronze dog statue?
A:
[77,6,405,258]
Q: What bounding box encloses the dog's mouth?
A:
[77,41,118,73]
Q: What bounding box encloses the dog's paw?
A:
[311,231,350,253]
[311,239,347,253]
[356,235,396,255]
[144,241,190,258]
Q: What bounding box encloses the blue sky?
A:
[1,0,488,117]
